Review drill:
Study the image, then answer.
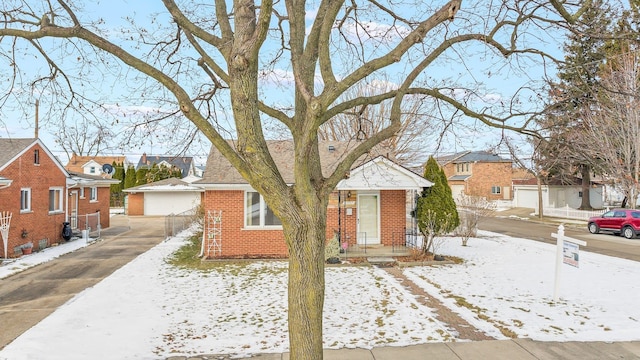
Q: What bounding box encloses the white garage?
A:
[124,178,203,216]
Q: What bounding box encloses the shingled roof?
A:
[436,150,510,165]
[65,154,128,173]
[0,138,38,168]
[137,153,194,178]
[198,140,387,185]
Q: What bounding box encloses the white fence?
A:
[534,205,608,221]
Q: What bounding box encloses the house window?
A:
[34,149,40,165]
[491,186,501,194]
[20,188,31,212]
[89,187,98,202]
[89,166,96,174]
[49,187,63,213]
[245,191,282,227]
[79,187,85,198]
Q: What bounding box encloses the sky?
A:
[1,214,638,359]
[0,0,558,163]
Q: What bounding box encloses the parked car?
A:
[588,209,640,239]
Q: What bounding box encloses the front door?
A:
[70,191,78,229]
[357,193,380,245]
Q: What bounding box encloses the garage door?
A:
[451,185,465,199]
[515,188,538,208]
[144,192,201,216]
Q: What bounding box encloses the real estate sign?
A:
[562,241,580,268]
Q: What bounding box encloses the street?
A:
[480,213,640,262]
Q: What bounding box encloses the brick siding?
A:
[127,193,145,216]
[0,144,66,257]
[202,189,407,258]
[442,162,512,200]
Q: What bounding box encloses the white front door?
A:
[357,193,380,245]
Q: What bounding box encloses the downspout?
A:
[338,190,342,249]
[198,190,206,258]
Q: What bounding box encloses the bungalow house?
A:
[137,153,196,178]
[124,177,203,216]
[436,150,513,201]
[196,140,433,258]
[0,138,117,258]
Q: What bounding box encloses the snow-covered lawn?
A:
[1,227,639,360]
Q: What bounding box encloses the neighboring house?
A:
[196,140,433,258]
[67,171,120,231]
[124,177,203,216]
[513,176,604,209]
[65,154,131,177]
[194,165,205,177]
[437,151,513,201]
[137,153,196,178]
[0,138,117,258]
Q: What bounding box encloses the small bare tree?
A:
[417,209,454,257]
[456,195,496,246]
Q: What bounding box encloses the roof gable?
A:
[0,138,68,176]
[66,155,128,173]
[337,156,433,190]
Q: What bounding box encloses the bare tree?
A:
[455,194,496,246]
[319,81,445,167]
[54,118,115,159]
[0,1,590,358]
[581,51,640,207]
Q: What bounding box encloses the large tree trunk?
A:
[579,165,592,210]
[537,175,544,219]
[283,198,327,360]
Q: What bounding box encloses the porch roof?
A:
[449,174,470,181]
[67,171,121,187]
[337,156,433,191]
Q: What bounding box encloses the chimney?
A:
[141,153,147,165]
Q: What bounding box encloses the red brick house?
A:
[436,151,513,201]
[0,139,117,258]
[196,140,432,258]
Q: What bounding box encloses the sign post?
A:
[551,224,587,301]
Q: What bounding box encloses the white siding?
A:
[143,192,201,216]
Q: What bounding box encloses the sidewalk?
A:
[167,339,640,359]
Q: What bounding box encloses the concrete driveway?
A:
[0,215,167,349]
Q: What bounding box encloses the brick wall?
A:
[76,186,112,229]
[380,190,406,246]
[442,162,512,200]
[467,162,512,200]
[0,144,67,257]
[202,190,288,258]
[202,189,408,258]
[127,193,145,216]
